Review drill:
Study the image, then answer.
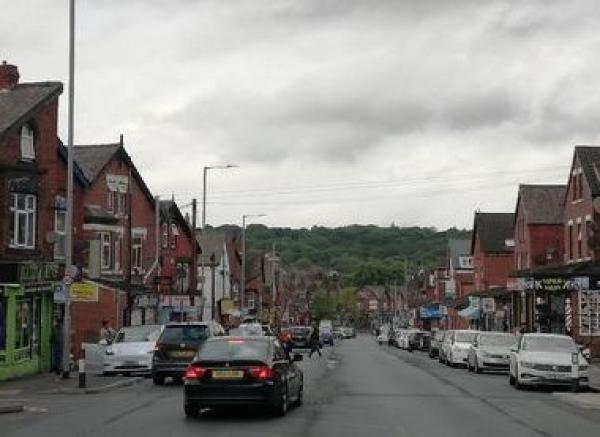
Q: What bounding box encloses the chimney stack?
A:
[0,61,19,90]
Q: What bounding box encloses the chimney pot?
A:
[0,61,19,90]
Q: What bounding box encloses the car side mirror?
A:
[99,339,108,346]
[581,347,591,360]
[510,346,517,353]
[292,353,303,362]
[472,342,478,347]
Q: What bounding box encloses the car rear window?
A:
[115,325,161,343]
[159,325,208,343]
[198,339,270,361]
[292,328,310,336]
[455,332,477,343]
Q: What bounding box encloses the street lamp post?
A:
[200,164,237,321]
[241,214,266,320]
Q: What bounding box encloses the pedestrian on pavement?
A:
[100,319,116,343]
[308,323,322,358]
[51,318,63,374]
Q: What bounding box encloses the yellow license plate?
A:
[212,370,244,380]
[170,351,195,358]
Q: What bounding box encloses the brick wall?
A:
[564,154,594,263]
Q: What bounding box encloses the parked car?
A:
[408,331,425,351]
[443,330,479,367]
[376,327,389,345]
[387,328,397,346]
[290,326,312,349]
[103,324,162,376]
[340,327,355,339]
[333,327,344,340]
[467,332,516,373]
[420,332,432,352]
[152,321,225,385]
[397,330,412,350]
[320,328,335,346]
[429,331,445,359]
[438,330,454,364]
[183,336,304,417]
[509,333,590,391]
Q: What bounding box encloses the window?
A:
[132,236,143,271]
[0,298,6,352]
[578,223,583,259]
[20,124,35,160]
[247,293,256,309]
[568,224,574,260]
[176,262,190,292]
[107,191,114,212]
[170,224,179,249]
[579,290,600,336]
[162,223,169,249]
[54,200,67,260]
[100,233,112,270]
[14,298,32,355]
[107,191,126,215]
[9,193,36,249]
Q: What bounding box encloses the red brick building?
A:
[511,184,565,332]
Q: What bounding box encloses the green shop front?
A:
[0,262,55,381]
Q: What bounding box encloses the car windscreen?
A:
[479,334,516,347]
[522,336,576,352]
[292,328,310,336]
[197,339,270,361]
[159,325,208,343]
[455,332,478,343]
[115,325,161,343]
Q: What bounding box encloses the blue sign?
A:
[419,307,442,320]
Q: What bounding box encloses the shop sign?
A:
[70,282,99,302]
[159,295,190,307]
[524,277,588,292]
[419,307,442,320]
[18,262,59,284]
[220,298,235,314]
[507,277,525,291]
[53,284,66,303]
[481,298,495,313]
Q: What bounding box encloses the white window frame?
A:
[20,125,35,160]
[54,205,67,260]
[100,233,112,270]
[579,290,600,336]
[107,191,114,212]
[9,193,36,249]
[161,223,169,249]
[132,235,143,271]
[247,293,256,309]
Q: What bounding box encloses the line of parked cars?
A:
[379,327,592,392]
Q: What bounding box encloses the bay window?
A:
[9,193,36,249]
[20,124,35,160]
[100,233,112,270]
[132,235,143,270]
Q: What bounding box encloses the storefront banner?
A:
[159,295,190,307]
[70,282,99,302]
[524,277,588,292]
[419,307,442,320]
[507,277,525,291]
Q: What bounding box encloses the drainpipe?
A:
[144,195,160,284]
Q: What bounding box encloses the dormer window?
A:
[20,124,35,160]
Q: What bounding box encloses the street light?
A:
[200,164,237,321]
[241,214,266,320]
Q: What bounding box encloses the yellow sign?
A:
[220,298,234,314]
[70,282,99,302]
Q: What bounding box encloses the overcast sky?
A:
[2,0,598,229]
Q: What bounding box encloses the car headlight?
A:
[519,361,535,369]
[571,353,579,365]
[481,351,491,358]
[579,365,588,371]
[105,348,114,356]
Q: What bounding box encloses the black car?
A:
[290,326,312,349]
[183,336,304,417]
[408,331,425,350]
[152,321,225,385]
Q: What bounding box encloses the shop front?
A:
[0,263,55,381]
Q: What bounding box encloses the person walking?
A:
[100,319,116,343]
[308,323,322,358]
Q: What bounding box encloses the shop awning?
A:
[458,306,480,320]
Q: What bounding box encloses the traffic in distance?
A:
[376,325,592,392]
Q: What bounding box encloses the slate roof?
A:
[160,200,194,240]
[472,212,515,254]
[448,239,471,268]
[0,81,63,135]
[575,146,600,197]
[196,231,225,265]
[73,143,121,182]
[516,184,566,225]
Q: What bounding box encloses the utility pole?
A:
[191,198,198,306]
[241,214,266,320]
[210,253,216,320]
[62,0,75,379]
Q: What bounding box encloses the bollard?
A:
[78,358,86,389]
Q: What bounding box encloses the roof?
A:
[0,81,63,136]
[574,146,600,197]
[516,184,566,225]
[448,239,471,267]
[160,200,194,241]
[471,212,515,254]
[73,143,121,182]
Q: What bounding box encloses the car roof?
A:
[164,322,211,327]
[454,329,479,333]
[207,336,272,343]
[522,333,571,339]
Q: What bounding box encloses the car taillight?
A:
[184,365,207,380]
[248,366,275,380]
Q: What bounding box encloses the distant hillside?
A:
[213,224,471,283]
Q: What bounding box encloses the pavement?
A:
[589,362,600,392]
[1,337,600,436]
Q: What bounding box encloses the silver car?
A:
[103,325,163,375]
[509,333,590,391]
[442,329,479,367]
[467,332,516,373]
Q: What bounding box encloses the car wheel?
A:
[152,374,165,386]
[509,373,515,385]
[475,359,482,374]
[173,376,183,385]
[514,367,523,390]
[467,360,473,372]
[184,400,200,418]
[571,382,581,393]
[272,385,288,417]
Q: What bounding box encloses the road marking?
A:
[24,406,48,414]
[0,389,22,396]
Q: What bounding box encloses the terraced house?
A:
[0,62,62,380]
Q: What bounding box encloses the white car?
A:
[467,332,516,373]
[103,325,163,375]
[509,333,590,391]
[442,329,479,367]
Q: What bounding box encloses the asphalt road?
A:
[3,335,600,437]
